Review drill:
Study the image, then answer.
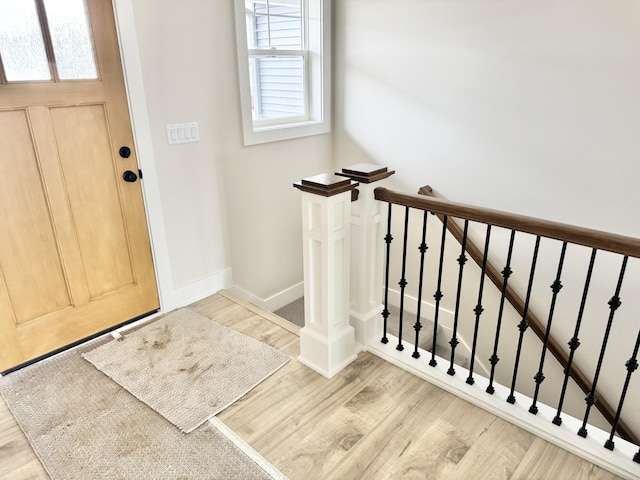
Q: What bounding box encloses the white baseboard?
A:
[171,268,233,309]
[368,338,639,480]
[227,282,304,313]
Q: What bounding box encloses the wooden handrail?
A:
[375,187,640,259]
[375,185,640,445]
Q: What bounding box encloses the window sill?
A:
[242,118,330,146]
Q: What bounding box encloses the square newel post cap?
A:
[294,173,359,197]
[335,163,395,183]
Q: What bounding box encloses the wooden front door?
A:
[0,0,159,371]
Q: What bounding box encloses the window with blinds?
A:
[235,0,331,145]
[246,0,306,122]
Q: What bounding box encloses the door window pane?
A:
[0,0,51,81]
[44,0,97,80]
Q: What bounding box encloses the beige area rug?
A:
[0,337,287,480]
[83,308,291,433]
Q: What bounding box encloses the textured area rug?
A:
[83,308,291,433]
[0,339,287,480]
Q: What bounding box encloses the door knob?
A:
[123,170,138,182]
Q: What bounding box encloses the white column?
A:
[336,164,395,350]
[294,173,359,378]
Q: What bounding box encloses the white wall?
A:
[334,0,640,236]
[122,0,639,433]
[221,134,332,309]
[334,0,640,436]
[128,0,332,309]
[130,0,230,304]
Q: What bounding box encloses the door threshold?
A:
[1,309,159,376]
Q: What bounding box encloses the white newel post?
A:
[336,164,395,350]
[293,173,359,378]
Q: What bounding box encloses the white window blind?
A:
[247,1,305,122]
[235,0,331,145]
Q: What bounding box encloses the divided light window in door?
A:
[0,0,97,84]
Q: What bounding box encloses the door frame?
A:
[111,0,175,313]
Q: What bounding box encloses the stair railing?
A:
[372,185,640,473]
[417,185,639,445]
[294,165,640,478]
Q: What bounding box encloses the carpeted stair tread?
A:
[384,313,435,351]
[433,343,469,369]
[274,298,469,368]
[385,305,468,368]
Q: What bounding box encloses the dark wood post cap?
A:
[336,163,395,183]
[294,173,359,197]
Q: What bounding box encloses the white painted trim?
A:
[111,0,175,312]
[298,326,357,379]
[264,282,305,311]
[367,336,639,480]
[227,282,304,313]
[172,269,233,309]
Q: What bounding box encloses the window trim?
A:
[234,0,331,146]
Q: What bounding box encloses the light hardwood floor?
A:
[0,292,623,479]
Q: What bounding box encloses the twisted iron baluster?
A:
[507,235,541,404]
[466,224,491,385]
[553,248,597,425]
[578,256,628,438]
[381,203,393,344]
[413,212,429,359]
[604,327,640,451]
[486,229,516,394]
[529,242,568,414]
[396,207,410,352]
[448,220,469,376]
[430,216,448,367]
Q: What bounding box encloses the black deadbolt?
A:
[119,146,131,158]
[123,170,138,182]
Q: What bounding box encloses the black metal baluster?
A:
[529,242,568,414]
[413,212,429,359]
[578,256,629,438]
[553,248,597,426]
[604,327,640,451]
[486,229,516,394]
[381,204,393,344]
[467,224,492,385]
[507,235,541,404]
[430,216,448,367]
[396,207,410,352]
[448,220,469,376]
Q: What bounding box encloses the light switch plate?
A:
[167,122,199,145]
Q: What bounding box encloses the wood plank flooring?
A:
[0,291,623,479]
